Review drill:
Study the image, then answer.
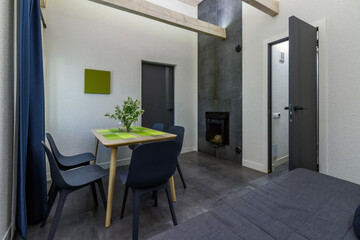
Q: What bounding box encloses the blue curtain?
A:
[17,0,47,238]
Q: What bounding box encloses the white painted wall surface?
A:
[271,42,289,161]
[243,0,360,184]
[43,0,198,174]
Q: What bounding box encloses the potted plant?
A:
[105,97,144,132]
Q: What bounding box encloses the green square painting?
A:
[84,69,110,94]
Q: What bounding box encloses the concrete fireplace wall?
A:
[198,0,242,162]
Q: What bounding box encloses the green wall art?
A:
[84,69,111,94]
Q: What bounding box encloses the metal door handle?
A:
[294,106,304,111]
[167,108,174,112]
[285,104,293,122]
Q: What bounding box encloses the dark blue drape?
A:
[17,0,47,238]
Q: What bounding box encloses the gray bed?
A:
[151,169,360,240]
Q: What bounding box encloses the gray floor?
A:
[27,151,288,240]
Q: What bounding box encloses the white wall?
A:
[43,0,198,174]
[243,0,360,184]
[271,42,289,161]
[0,0,14,239]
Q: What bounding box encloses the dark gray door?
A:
[289,16,318,171]
[142,62,174,130]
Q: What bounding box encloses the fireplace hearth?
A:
[206,112,229,146]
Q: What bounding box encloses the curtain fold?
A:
[16,0,46,238]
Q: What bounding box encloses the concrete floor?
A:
[27,151,288,240]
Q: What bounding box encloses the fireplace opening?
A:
[206,112,229,146]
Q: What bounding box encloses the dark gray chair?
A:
[45,133,99,207]
[46,133,95,169]
[119,141,178,240]
[41,142,108,240]
[128,123,164,150]
[168,126,186,189]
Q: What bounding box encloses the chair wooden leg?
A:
[177,162,187,189]
[91,183,98,206]
[47,189,69,240]
[165,184,178,226]
[132,190,141,240]
[120,186,129,219]
[41,185,58,227]
[97,180,107,211]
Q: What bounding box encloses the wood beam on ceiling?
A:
[40,0,46,8]
[243,0,279,17]
[91,0,226,39]
[178,0,203,7]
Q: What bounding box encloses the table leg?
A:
[93,138,99,164]
[105,147,117,227]
[169,176,176,202]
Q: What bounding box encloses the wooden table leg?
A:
[105,147,117,227]
[169,176,176,202]
[93,138,99,164]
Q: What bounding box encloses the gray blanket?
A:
[150,169,360,240]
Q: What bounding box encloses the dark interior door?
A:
[142,62,174,130]
[289,16,318,171]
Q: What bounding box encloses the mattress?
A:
[150,169,360,240]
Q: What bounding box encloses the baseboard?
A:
[47,158,131,181]
[97,158,131,169]
[46,146,198,181]
[181,146,197,154]
[1,225,11,240]
[242,159,267,173]
[272,155,289,167]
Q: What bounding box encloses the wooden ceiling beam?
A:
[242,0,279,17]
[178,0,203,7]
[91,0,226,39]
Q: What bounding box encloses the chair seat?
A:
[62,164,108,187]
[58,152,95,168]
[118,169,129,185]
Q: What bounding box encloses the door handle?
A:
[284,104,293,122]
[167,108,174,112]
[294,106,304,111]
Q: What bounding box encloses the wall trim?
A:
[46,146,198,181]
[1,225,11,240]
[243,159,267,173]
[272,155,289,167]
[181,146,197,154]
[263,31,288,174]
[97,158,131,170]
[47,157,131,181]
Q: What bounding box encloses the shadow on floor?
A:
[27,151,288,240]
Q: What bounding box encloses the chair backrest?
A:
[152,123,164,131]
[126,141,177,188]
[41,141,69,188]
[168,126,185,157]
[46,133,64,165]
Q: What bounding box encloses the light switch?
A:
[279,51,285,63]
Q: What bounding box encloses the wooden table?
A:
[91,127,177,228]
